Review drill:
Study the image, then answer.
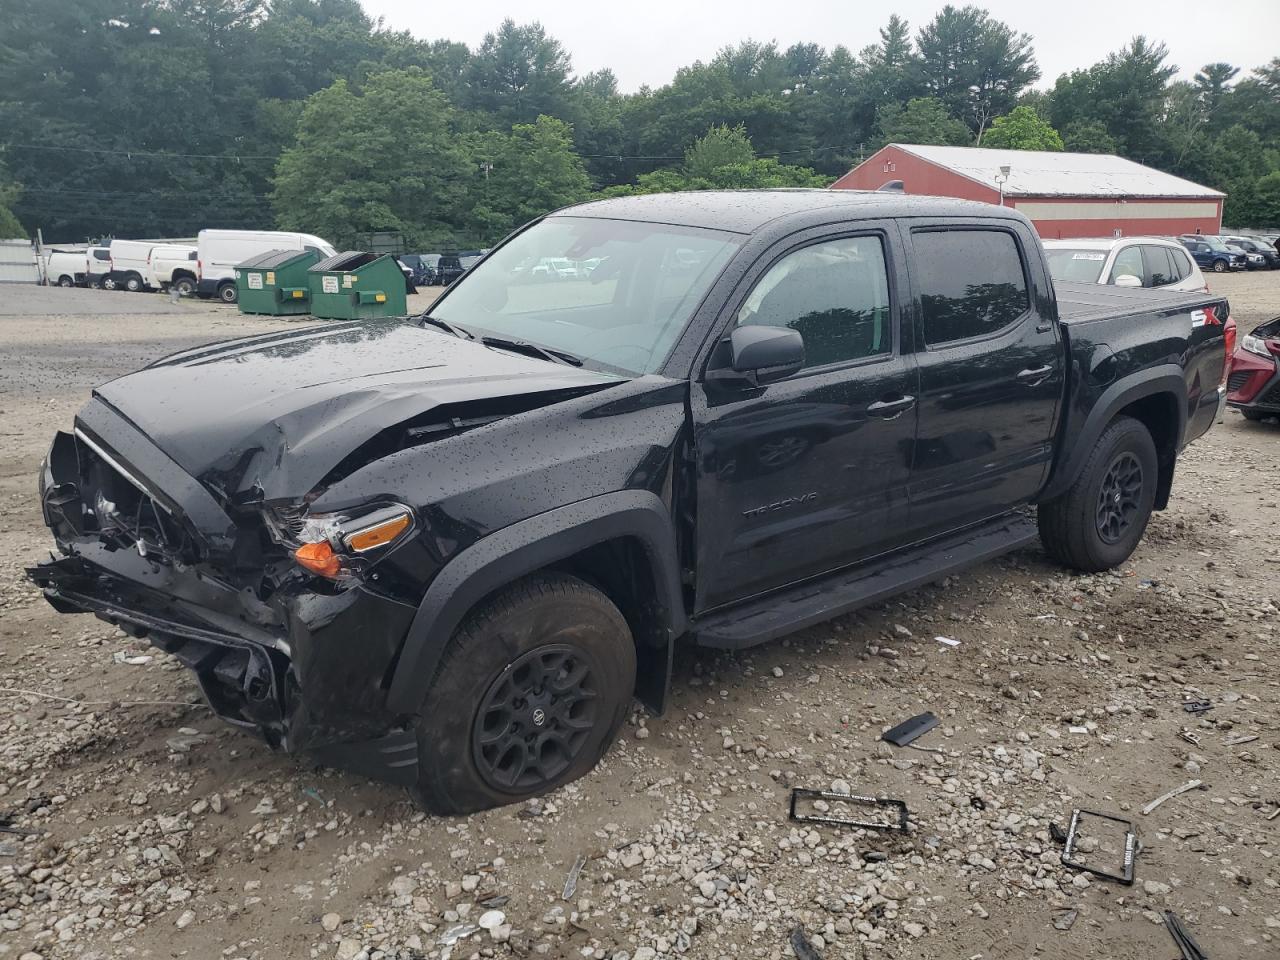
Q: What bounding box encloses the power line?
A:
[3,142,279,162]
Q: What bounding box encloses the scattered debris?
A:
[301,786,325,805]
[1142,780,1205,816]
[1049,822,1068,845]
[1061,809,1136,885]
[1164,910,1209,960]
[935,636,960,647]
[1223,734,1258,746]
[437,922,480,946]
[970,796,986,811]
[562,854,586,901]
[1179,730,1202,746]
[1052,908,1079,931]
[478,894,510,909]
[789,788,910,833]
[789,925,823,960]
[1266,807,1280,822]
[112,651,153,666]
[881,711,939,747]
[1183,700,1213,714]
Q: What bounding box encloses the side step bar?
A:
[692,513,1039,650]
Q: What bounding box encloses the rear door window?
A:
[912,229,1030,345]
[1142,246,1177,287]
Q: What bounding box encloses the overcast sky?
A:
[362,0,1279,92]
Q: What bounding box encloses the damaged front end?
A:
[28,402,423,784]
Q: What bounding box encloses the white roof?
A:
[894,144,1224,199]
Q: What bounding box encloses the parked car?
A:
[29,191,1230,813]
[1222,236,1280,270]
[1043,237,1206,292]
[1226,315,1280,422]
[86,246,112,288]
[197,229,335,303]
[399,254,435,286]
[1179,236,1246,273]
[44,248,89,287]
[435,254,464,286]
[145,244,198,294]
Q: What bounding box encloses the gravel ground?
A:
[0,275,1277,960]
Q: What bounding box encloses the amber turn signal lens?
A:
[344,513,411,553]
[294,541,341,577]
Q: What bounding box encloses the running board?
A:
[692,514,1039,650]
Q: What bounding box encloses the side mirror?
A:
[708,325,805,388]
[1112,274,1142,288]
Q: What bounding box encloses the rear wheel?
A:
[1240,409,1267,422]
[101,276,118,290]
[217,282,238,304]
[410,573,635,815]
[124,272,144,292]
[172,275,196,297]
[57,275,74,287]
[1038,416,1158,572]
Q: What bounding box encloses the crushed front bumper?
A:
[28,403,423,786]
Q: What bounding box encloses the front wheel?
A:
[410,573,635,815]
[124,273,144,292]
[1038,416,1158,572]
[217,282,238,304]
[1212,259,1228,273]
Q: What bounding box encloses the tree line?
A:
[2,0,1277,247]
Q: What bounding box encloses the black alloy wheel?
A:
[1095,452,1143,545]
[472,643,601,792]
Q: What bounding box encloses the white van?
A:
[107,239,159,292]
[45,249,89,287]
[86,246,112,288]
[197,229,335,303]
[145,244,198,294]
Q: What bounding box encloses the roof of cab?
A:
[552,189,1023,234]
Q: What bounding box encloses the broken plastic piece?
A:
[562,854,585,901]
[1164,910,1209,960]
[1182,700,1213,713]
[881,711,939,747]
[1061,808,1136,885]
[789,788,910,833]
[1142,779,1204,816]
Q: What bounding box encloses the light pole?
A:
[995,164,1011,206]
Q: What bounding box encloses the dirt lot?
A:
[0,275,1277,960]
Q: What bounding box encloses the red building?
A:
[830,144,1224,240]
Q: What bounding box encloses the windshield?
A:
[428,216,742,376]
[1044,247,1107,283]
[1200,236,1231,252]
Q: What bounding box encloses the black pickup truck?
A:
[30,191,1230,813]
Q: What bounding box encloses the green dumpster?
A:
[308,251,407,320]
[234,249,318,316]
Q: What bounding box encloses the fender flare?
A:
[386,490,686,715]
[1042,365,1187,502]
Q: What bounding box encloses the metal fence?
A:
[0,238,39,283]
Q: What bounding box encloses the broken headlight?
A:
[264,503,415,580]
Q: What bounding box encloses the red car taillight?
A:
[1223,316,1237,386]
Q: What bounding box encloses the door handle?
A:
[866,395,916,419]
[1016,365,1054,386]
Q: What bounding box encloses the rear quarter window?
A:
[913,229,1030,345]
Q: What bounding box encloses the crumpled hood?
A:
[92,318,618,500]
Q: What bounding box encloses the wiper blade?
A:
[420,315,475,339]
[480,336,583,367]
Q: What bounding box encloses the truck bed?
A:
[1054,280,1225,325]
